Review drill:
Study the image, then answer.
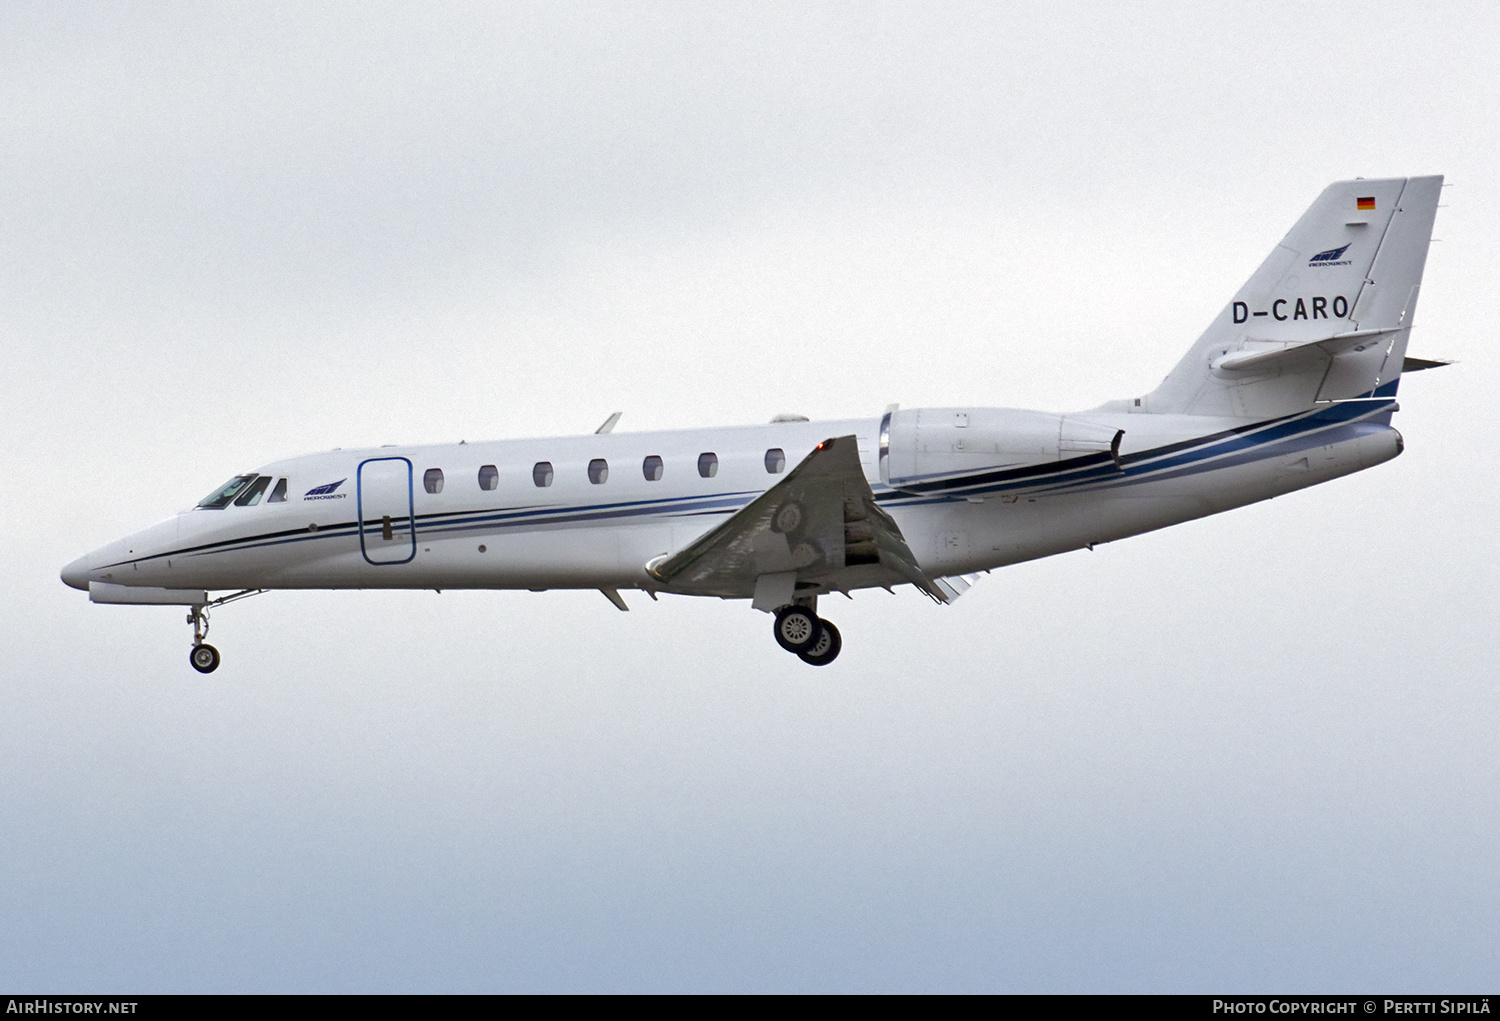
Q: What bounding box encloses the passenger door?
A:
[357,457,415,565]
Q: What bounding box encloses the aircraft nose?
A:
[61,541,123,591]
[60,553,94,591]
[62,520,179,593]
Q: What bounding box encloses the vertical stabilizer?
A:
[1143,176,1442,418]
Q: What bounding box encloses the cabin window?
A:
[267,478,289,503]
[234,475,273,507]
[764,448,786,474]
[478,465,499,491]
[423,468,445,494]
[698,452,718,478]
[197,475,257,510]
[588,458,609,484]
[533,461,553,487]
[642,455,664,481]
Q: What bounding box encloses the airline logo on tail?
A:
[1308,244,1352,267]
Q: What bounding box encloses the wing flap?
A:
[647,435,955,604]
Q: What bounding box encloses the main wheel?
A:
[190,643,221,674]
[773,605,821,653]
[798,619,842,666]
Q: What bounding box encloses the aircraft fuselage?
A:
[63,404,1400,599]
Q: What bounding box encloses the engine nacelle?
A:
[879,407,1120,492]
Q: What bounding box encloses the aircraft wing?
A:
[647,435,958,604]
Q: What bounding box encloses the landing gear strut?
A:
[772,600,842,666]
[187,605,220,674]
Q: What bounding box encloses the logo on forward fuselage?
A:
[303,479,347,500]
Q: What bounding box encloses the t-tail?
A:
[1141,175,1443,418]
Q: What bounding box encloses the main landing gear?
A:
[184,589,267,675]
[772,602,842,667]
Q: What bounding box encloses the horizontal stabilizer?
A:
[1211,328,1400,374]
[1402,356,1454,372]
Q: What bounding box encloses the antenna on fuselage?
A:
[595,412,623,434]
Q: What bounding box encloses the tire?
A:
[770,500,806,536]
[798,619,842,666]
[190,643,221,674]
[773,605,821,653]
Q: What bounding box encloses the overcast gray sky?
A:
[2,1,1497,992]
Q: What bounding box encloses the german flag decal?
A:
[1357,196,1376,210]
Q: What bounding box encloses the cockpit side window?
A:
[234,476,273,507]
[267,478,289,503]
[197,475,257,509]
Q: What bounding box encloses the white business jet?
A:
[62,176,1448,672]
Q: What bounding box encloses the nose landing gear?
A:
[182,588,267,675]
[187,605,220,674]
[771,602,843,666]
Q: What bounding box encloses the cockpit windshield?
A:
[197,475,258,509]
[233,476,273,507]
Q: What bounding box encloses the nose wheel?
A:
[190,642,221,673]
[187,604,220,673]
